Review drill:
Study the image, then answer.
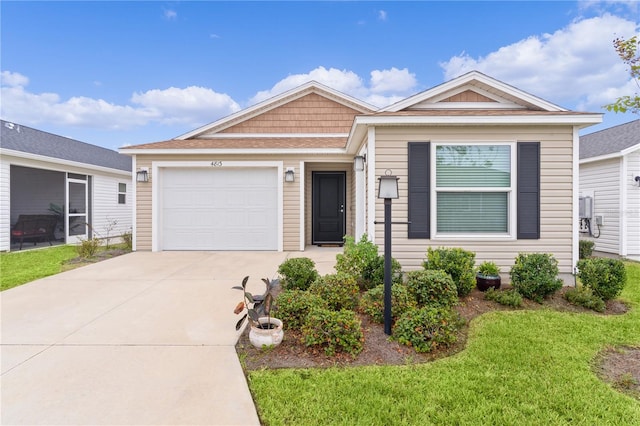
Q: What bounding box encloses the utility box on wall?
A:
[579,196,593,219]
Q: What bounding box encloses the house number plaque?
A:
[210,161,223,167]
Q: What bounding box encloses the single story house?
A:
[579,119,640,260]
[0,120,132,251]
[120,71,602,283]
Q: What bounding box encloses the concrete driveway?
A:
[1,249,339,425]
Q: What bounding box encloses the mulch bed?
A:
[236,286,639,400]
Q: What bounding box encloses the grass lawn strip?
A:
[0,245,78,291]
[249,263,640,425]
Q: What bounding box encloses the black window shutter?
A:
[517,142,540,239]
[408,142,430,239]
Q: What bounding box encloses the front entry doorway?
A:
[312,172,346,245]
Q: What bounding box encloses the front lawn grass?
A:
[0,245,79,291]
[249,262,640,425]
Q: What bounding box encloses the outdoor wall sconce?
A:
[635,176,640,187]
[354,155,365,172]
[284,168,295,182]
[136,168,149,183]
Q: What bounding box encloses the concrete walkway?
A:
[1,249,340,425]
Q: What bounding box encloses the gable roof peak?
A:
[380,70,567,113]
[176,80,375,140]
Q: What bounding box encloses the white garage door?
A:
[161,167,278,250]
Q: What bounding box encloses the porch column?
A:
[355,154,366,241]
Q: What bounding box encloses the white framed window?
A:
[433,142,515,238]
[118,183,127,204]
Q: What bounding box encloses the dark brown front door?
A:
[312,172,346,245]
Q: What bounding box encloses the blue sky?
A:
[1,1,639,151]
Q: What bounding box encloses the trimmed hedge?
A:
[302,308,364,357]
[405,269,458,309]
[309,273,359,311]
[577,257,627,301]
[510,253,563,303]
[423,247,476,297]
[359,284,417,324]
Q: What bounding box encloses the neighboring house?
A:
[0,120,132,251]
[120,71,601,283]
[579,119,640,260]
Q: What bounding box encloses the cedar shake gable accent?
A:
[219,93,361,134]
[440,90,497,103]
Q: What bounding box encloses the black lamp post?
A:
[377,171,399,335]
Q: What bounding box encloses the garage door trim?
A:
[151,160,283,251]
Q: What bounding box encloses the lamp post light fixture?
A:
[377,170,399,335]
[284,168,295,182]
[136,168,149,183]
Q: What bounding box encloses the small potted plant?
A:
[476,261,501,291]
[233,276,284,349]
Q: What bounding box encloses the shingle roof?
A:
[0,120,131,172]
[580,119,640,160]
[122,137,347,150]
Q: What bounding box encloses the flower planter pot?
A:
[249,317,284,349]
[476,274,501,291]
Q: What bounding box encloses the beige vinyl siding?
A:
[625,150,640,256]
[373,125,576,278]
[580,158,621,255]
[134,154,355,251]
[135,157,153,250]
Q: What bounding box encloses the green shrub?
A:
[564,286,606,313]
[302,308,364,357]
[577,257,627,301]
[393,307,464,353]
[361,255,404,291]
[76,238,101,258]
[477,261,500,277]
[309,273,359,311]
[335,235,402,290]
[484,288,523,308]
[405,270,458,309]
[579,239,595,259]
[510,253,563,303]
[423,247,476,297]
[359,284,417,324]
[277,257,319,291]
[275,290,328,329]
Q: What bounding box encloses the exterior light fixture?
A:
[136,169,149,183]
[354,155,365,172]
[377,170,399,199]
[284,168,295,182]
[377,169,400,335]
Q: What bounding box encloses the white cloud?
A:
[249,66,418,108]
[131,86,240,125]
[1,70,29,87]
[370,67,417,94]
[164,9,177,20]
[439,14,638,110]
[378,10,388,21]
[1,72,241,130]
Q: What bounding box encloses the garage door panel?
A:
[161,167,278,250]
